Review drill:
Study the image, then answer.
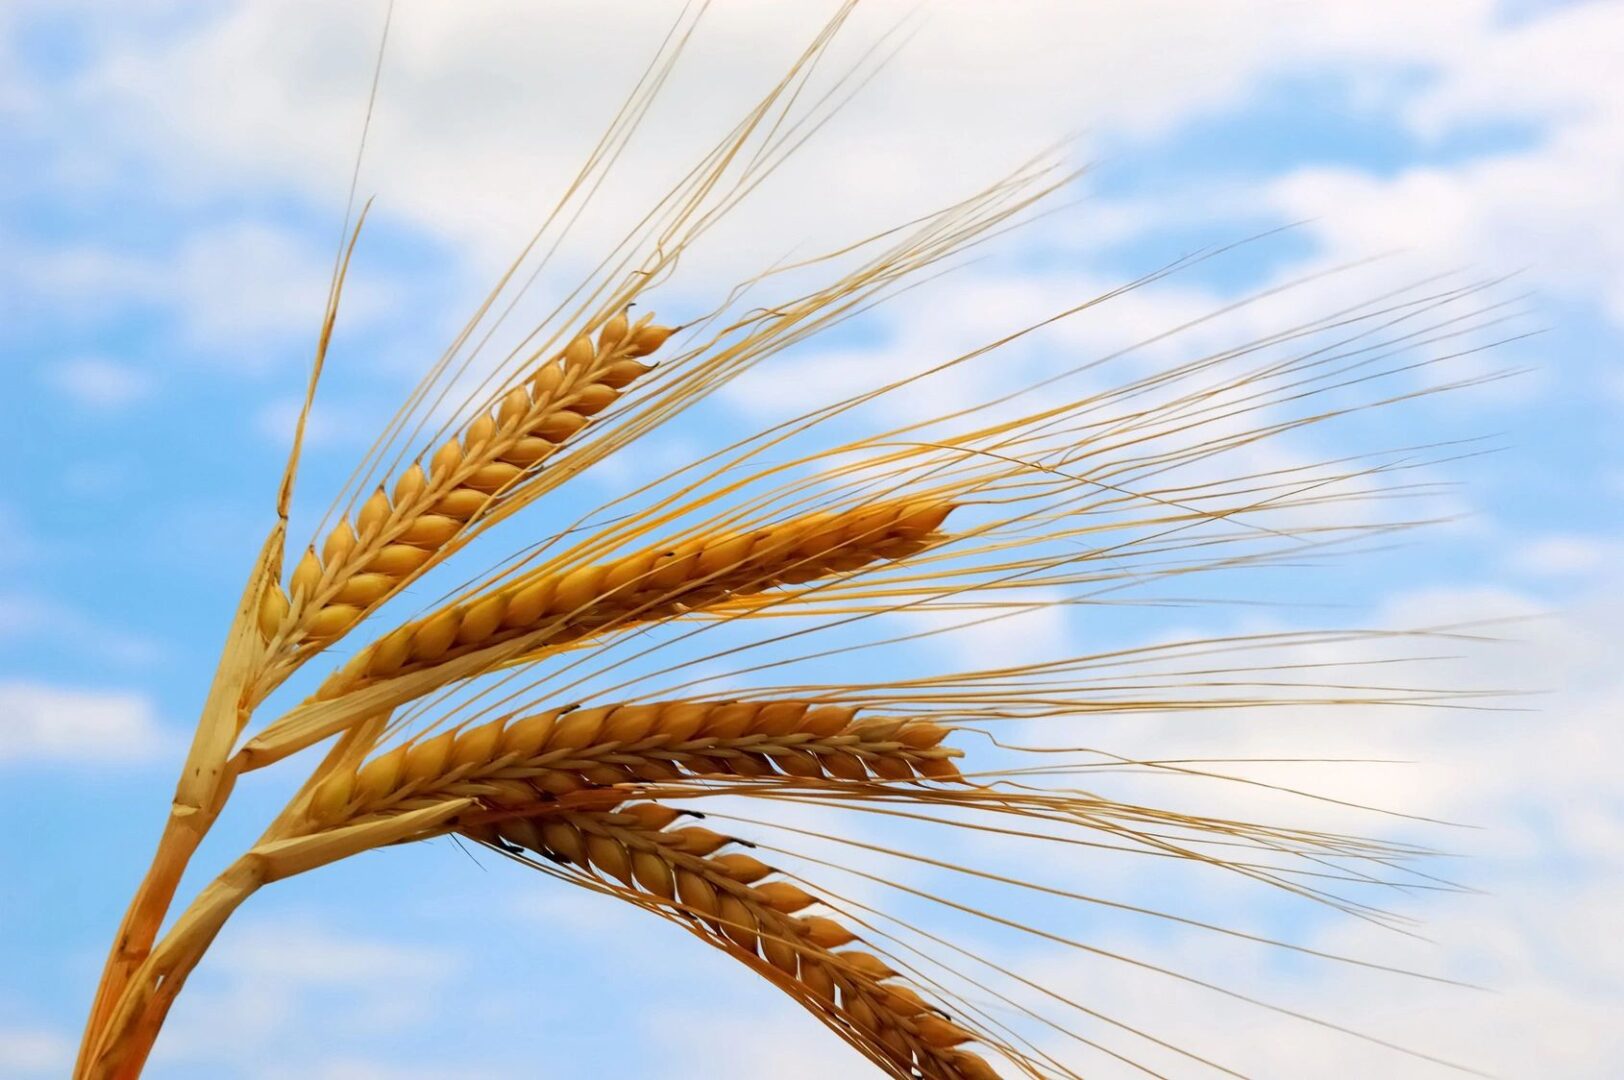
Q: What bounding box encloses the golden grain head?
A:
[318,498,955,696]
[257,312,676,658]
[307,699,962,825]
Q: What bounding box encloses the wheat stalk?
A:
[69,6,1498,1078]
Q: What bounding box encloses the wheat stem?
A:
[73,525,282,1075]
[84,799,472,1080]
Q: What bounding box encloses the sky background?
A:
[2,1,1622,1077]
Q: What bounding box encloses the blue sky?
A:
[3,2,1622,1077]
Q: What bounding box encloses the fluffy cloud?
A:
[1266,3,1624,327]
[153,915,467,1072]
[1506,532,1614,579]
[9,0,1618,331]
[0,593,162,667]
[0,1028,72,1077]
[984,580,1624,1077]
[0,680,168,764]
[42,356,153,410]
[8,220,387,366]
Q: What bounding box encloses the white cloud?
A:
[994,578,1624,1077]
[0,1027,72,1076]
[1266,4,1624,326]
[28,2,1505,226]
[8,0,1612,323]
[931,588,1075,673]
[0,0,1605,483]
[0,680,168,765]
[0,593,163,667]
[0,680,170,765]
[252,396,362,448]
[42,356,153,410]
[212,918,453,987]
[160,222,393,357]
[154,915,464,1069]
[1507,532,1612,578]
[10,220,387,367]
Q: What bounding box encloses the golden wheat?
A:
[302,700,963,825]
[316,498,954,696]
[255,313,674,656]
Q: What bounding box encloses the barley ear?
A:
[258,312,676,666]
[306,701,962,826]
[314,498,954,699]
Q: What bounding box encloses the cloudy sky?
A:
[2,2,1621,1077]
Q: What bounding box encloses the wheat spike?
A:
[255,312,675,653]
[303,700,963,825]
[317,498,955,697]
[472,803,1002,1079]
